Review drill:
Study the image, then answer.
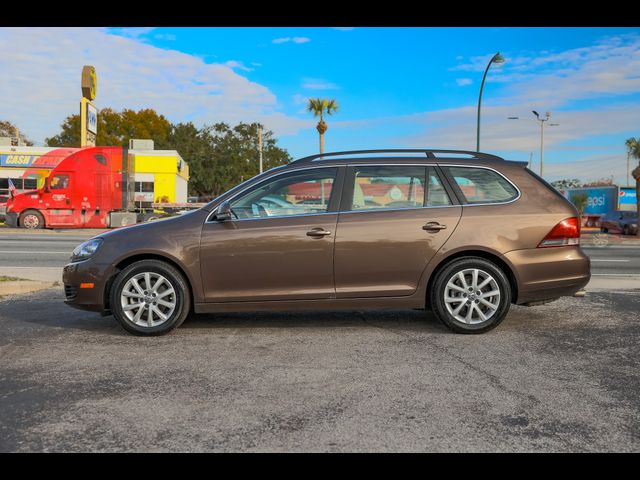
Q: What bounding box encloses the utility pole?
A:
[258,124,263,174]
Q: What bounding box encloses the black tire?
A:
[20,209,45,229]
[600,227,608,233]
[622,225,630,236]
[109,259,191,336]
[429,257,512,334]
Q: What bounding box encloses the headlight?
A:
[71,238,103,262]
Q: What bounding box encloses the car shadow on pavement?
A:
[1,288,447,336]
[182,309,449,335]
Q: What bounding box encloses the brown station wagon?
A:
[63,149,591,335]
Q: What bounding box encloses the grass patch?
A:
[0,276,27,282]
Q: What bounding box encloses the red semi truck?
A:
[5,146,136,229]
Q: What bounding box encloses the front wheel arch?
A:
[105,253,195,314]
[19,209,45,229]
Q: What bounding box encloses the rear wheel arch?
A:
[425,250,519,307]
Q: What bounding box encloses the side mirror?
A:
[215,201,233,222]
[43,177,49,193]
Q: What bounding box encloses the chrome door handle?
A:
[422,222,447,232]
[306,228,332,237]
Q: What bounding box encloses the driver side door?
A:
[199,166,343,303]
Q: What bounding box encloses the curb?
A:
[0,280,57,298]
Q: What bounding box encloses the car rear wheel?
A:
[110,259,191,336]
[430,257,512,334]
[20,210,45,229]
[622,225,630,235]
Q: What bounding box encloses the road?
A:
[1,287,639,452]
[0,229,639,281]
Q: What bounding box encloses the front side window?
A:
[230,168,337,219]
[49,174,70,190]
[350,166,426,211]
[443,166,518,204]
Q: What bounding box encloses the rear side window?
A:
[350,166,426,211]
[442,166,518,204]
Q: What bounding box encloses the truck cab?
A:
[5,146,135,229]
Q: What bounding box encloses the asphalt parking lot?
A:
[1,286,639,452]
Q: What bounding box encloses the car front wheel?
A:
[430,257,512,334]
[110,259,191,336]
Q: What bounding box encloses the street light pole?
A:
[476,52,505,152]
[507,114,558,176]
[258,124,263,174]
[532,111,559,177]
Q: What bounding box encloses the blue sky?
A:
[2,27,640,184]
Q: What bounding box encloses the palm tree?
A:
[307,98,339,153]
[625,137,640,236]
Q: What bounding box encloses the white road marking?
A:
[0,250,69,254]
[591,274,640,277]
[590,259,630,262]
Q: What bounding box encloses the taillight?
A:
[538,217,581,248]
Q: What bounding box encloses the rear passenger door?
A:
[333,165,462,298]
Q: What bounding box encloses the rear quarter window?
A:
[442,166,519,204]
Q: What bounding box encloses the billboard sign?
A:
[87,102,98,134]
[566,186,618,215]
[619,187,637,210]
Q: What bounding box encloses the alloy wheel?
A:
[120,272,176,327]
[443,268,501,325]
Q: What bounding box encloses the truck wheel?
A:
[109,259,191,336]
[20,210,45,229]
[429,257,512,334]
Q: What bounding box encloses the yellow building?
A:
[130,149,190,208]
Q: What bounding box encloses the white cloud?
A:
[393,104,640,152]
[107,27,156,40]
[272,36,311,44]
[456,78,473,86]
[154,33,176,41]
[301,78,339,90]
[224,60,254,72]
[0,27,310,144]
[292,94,307,105]
[544,153,631,184]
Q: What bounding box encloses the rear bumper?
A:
[62,260,113,313]
[504,246,591,305]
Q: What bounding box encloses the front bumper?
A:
[504,246,591,304]
[4,212,18,227]
[63,260,113,313]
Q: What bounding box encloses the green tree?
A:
[306,98,339,153]
[0,120,34,145]
[550,178,581,190]
[164,122,291,199]
[625,137,640,237]
[46,108,172,148]
[570,192,588,215]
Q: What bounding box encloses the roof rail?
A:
[290,149,504,164]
